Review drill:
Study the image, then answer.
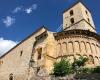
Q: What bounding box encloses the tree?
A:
[72,56,88,73]
[53,58,72,77]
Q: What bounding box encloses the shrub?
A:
[78,67,93,74]
[72,56,88,74]
[72,56,88,68]
[92,66,100,73]
[53,58,72,77]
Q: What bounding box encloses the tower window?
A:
[87,18,90,22]
[20,50,23,56]
[70,10,74,16]
[85,10,88,15]
[70,18,74,24]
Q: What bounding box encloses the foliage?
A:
[72,56,88,74]
[52,56,100,77]
[78,67,93,74]
[72,56,88,69]
[92,66,100,73]
[53,58,72,77]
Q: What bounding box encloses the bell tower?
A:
[63,2,96,33]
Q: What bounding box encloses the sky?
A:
[0,0,100,56]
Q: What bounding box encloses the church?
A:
[0,1,100,80]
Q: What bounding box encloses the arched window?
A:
[70,18,74,24]
[20,50,23,56]
[85,10,88,16]
[9,74,13,80]
[70,10,74,16]
[87,18,90,22]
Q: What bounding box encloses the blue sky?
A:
[0,0,100,56]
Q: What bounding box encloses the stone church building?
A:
[0,2,100,80]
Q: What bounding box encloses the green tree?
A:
[72,56,88,73]
[53,58,72,77]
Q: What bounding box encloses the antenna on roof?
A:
[56,24,63,32]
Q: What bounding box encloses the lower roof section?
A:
[54,29,100,41]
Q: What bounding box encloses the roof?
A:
[0,26,48,59]
[63,1,92,13]
[54,29,100,41]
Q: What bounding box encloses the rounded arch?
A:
[80,41,87,53]
[70,18,74,24]
[94,56,99,66]
[91,43,96,54]
[86,42,92,53]
[88,55,94,64]
[68,41,74,54]
[75,54,81,59]
[57,43,62,56]
[96,45,100,55]
[83,55,88,58]
[62,42,67,55]
[83,55,88,65]
[74,41,81,53]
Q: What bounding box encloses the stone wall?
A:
[0,27,52,80]
[63,2,96,33]
[55,35,100,66]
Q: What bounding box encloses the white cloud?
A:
[12,6,23,13]
[25,8,33,14]
[32,4,38,10]
[0,38,18,57]
[3,16,15,27]
[12,4,38,14]
[25,4,38,14]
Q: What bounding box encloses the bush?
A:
[92,66,100,73]
[72,56,88,68]
[72,56,88,74]
[53,58,72,77]
[78,67,93,74]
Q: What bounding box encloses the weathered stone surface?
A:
[0,2,100,80]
